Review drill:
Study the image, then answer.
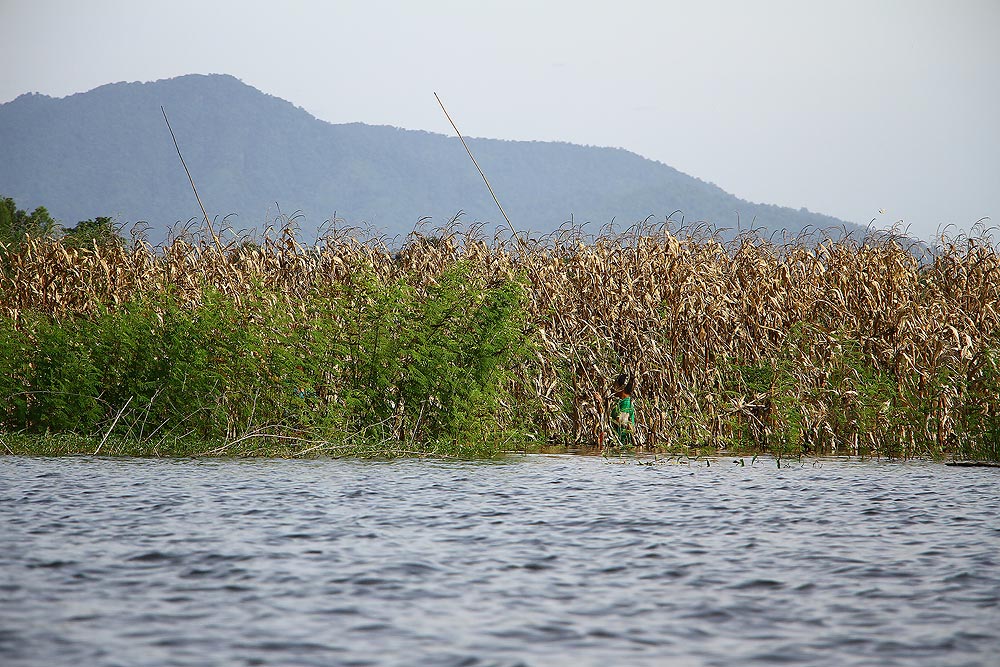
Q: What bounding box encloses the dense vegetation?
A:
[0,204,997,461]
[0,73,861,243]
[0,235,531,458]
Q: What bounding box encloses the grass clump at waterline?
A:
[1,215,999,461]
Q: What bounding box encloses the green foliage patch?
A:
[0,262,535,458]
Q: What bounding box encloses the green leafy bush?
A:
[0,260,534,456]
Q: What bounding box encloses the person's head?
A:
[612,372,633,397]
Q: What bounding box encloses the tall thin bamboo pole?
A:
[433,93,517,242]
[161,106,220,250]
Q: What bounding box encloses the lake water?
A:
[1,455,998,667]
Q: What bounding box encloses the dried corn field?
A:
[2,221,999,460]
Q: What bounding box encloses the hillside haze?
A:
[0,74,862,242]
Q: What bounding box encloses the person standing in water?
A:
[609,372,636,449]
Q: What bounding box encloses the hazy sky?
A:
[2,0,997,240]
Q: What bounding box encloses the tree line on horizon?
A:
[1,196,122,249]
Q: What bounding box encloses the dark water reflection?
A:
[1,455,998,666]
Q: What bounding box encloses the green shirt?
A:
[612,396,635,446]
[617,396,635,424]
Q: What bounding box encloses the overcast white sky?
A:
[2,0,997,240]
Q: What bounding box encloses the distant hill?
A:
[0,73,864,243]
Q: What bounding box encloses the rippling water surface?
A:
[1,455,998,666]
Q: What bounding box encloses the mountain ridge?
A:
[0,73,863,242]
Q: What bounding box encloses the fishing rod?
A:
[433,93,519,244]
[161,106,221,251]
